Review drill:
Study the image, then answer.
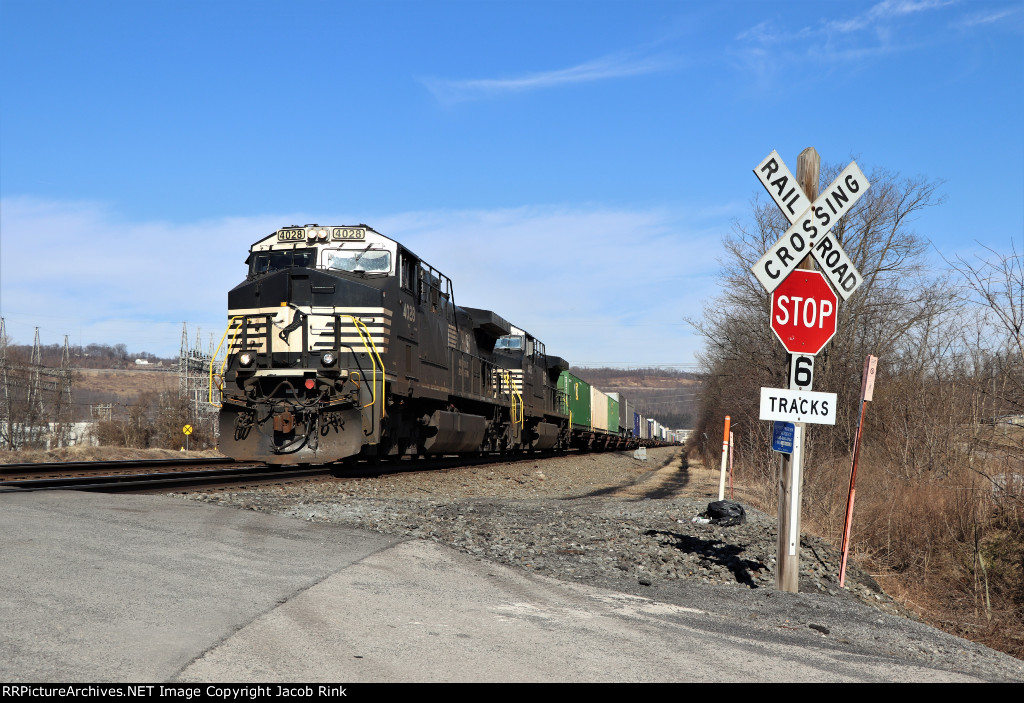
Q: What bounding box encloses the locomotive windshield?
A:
[495,335,524,351]
[251,248,316,276]
[325,248,391,274]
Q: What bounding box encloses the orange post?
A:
[718,415,731,500]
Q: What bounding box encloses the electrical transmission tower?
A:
[25,329,46,447]
[51,336,74,447]
[179,322,217,439]
[0,320,75,450]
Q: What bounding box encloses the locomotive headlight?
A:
[316,229,328,240]
[238,352,255,368]
[320,351,338,367]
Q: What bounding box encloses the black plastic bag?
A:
[705,500,746,526]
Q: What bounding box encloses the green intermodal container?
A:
[608,396,619,435]
[558,371,591,430]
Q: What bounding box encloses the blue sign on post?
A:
[772,421,795,454]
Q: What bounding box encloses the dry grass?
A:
[723,446,1024,661]
[74,368,178,394]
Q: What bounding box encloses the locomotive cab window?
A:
[324,247,392,274]
[251,248,316,276]
[399,252,418,293]
[495,335,524,351]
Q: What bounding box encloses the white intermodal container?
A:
[590,386,609,432]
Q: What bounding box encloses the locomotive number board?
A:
[331,227,366,241]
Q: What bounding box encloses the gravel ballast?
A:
[173,446,1024,680]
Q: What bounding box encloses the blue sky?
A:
[1,0,1021,365]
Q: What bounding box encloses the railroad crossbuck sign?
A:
[770,270,838,355]
[751,151,869,300]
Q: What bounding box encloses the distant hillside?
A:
[1,341,176,369]
[569,367,700,429]
[72,368,179,421]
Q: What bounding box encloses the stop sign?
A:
[770,270,838,355]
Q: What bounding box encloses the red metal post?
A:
[840,355,878,587]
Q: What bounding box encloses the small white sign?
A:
[759,387,837,425]
[862,355,878,402]
[789,355,814,390]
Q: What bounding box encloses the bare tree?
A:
[947,241,1024,409]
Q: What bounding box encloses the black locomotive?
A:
[216,224,589,464]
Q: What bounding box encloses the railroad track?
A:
[0,459,331,492]
[0,450,583,493]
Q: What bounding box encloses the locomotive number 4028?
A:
[332,228,365,241]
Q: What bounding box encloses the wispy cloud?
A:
[956,5,1021,28]
[827,0,957,33]
[421,51,676,104]
[732,0,963,84]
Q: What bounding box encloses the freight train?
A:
[213,224,675,465]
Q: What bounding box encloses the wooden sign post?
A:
[778,149,817,592]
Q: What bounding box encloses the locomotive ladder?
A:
[343,315,387,445]
[501,369,524,427]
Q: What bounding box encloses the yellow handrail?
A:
[208,316,244,407]
[501,369,523,426]
[343,315,386,419]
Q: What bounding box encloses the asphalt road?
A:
[1,491,1021,682]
